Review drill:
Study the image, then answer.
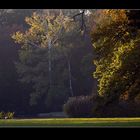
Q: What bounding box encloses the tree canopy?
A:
[12,10,94,112]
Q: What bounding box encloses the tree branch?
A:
[27,41,40,48]
[72,10,86,31]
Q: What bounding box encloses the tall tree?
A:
[90,9,140,107]
[12,11,94,111]
[91,10,129,99]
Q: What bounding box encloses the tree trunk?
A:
[48,39,52,87]
[67,58,74,97]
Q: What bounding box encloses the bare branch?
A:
[27,41,40,48]
[73,10,85,21]
[72,9,86,33]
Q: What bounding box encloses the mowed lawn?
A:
[1,118,140,127]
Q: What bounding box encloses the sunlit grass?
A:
[1,118,140,127]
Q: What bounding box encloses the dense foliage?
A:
[1,9,140,117]
[12,10,94,112]
[0,9,38,116]
[90,10,140,116]
[63,96,94,117]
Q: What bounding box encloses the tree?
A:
[90,9,140,109]
[90,10,130,99]
[12,11,94,111]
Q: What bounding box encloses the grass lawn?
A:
[1,118,140,127]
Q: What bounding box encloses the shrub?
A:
[0,112,15,119]
[5,112,15,119]
[63,96,94,117]
[0,112,5,119]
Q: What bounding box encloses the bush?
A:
[0,112,4,119]
[5,112,15,119]
[63,96,94,117]
[0,112,15,119]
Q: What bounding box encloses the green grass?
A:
[1,118,140,127]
